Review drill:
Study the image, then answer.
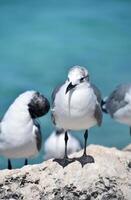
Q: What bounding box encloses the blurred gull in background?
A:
[102,84,131,136]
[44,129,81,160]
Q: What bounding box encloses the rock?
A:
[123,143,131,152]
[0,145,131,200]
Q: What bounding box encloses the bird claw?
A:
[53,157,75,168]
[76,154,95,167]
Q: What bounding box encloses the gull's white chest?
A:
[57,85,96,114]
[54,84,97,130]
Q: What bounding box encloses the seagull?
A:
[0,91,50,169]
[102,84,131,136]
[51,66,102,167]
[44,129,81,160]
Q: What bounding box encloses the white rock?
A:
[0,145,130,200]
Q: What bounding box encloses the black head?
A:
[28,92,50,118]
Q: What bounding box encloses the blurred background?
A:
[0,0,131,169]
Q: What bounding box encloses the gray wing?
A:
[91,83,102,104]
[34,120,42,151]
[91,83,102,126]
[106,84,131,117]
[51,84,63,106]
[51,84,63,125]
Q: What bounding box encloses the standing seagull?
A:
[0,91,50,169]
[102,84,131,136]
[51,66,102,167]
[44,129,81,160]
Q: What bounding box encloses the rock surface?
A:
[0,145,131,200]
[123,144,131,152]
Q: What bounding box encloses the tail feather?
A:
[55,128,65,135]
[101,97,108,114]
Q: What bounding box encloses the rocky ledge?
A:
[0,145,131,200]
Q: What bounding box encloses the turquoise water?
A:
[0,0,131,169]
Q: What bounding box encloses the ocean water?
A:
[0,0,131,169]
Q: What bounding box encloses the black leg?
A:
[76,130,95,167]
[64,131,68,159]
[8,159,12,170]
[83,129,88,155]
[24,159,28,166]
[53,131,75,167]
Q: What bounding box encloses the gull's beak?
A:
[65,82,76,94]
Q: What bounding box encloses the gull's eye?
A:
[80,77,84,82]
[67,77,70,81]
